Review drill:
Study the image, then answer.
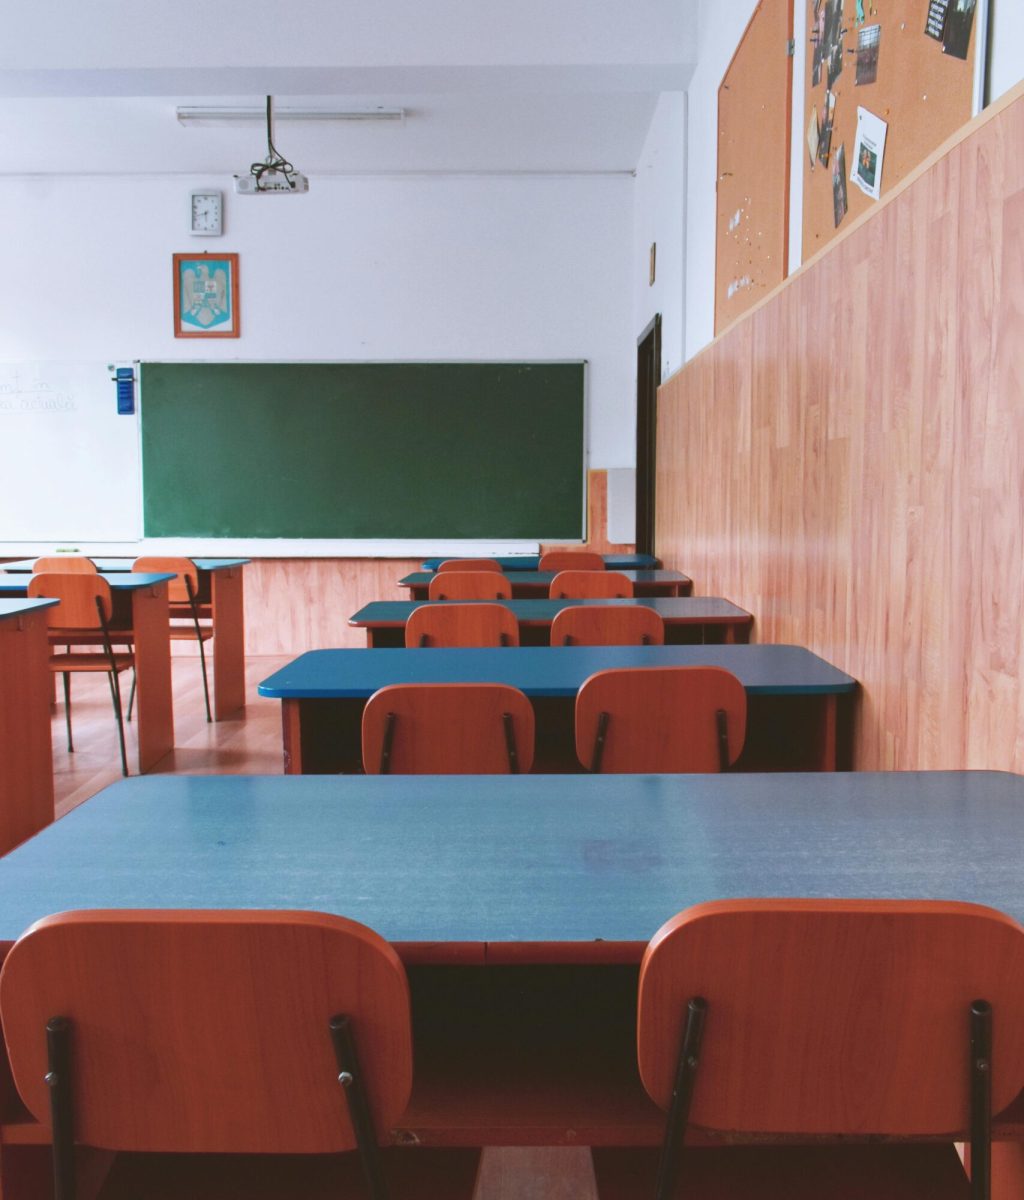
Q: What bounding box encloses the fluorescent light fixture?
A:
[177,105,406,126]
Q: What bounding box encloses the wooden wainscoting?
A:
[656,82,1024,771]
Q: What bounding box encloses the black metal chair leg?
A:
[108,671,129,777]
[126,670,136,722]
[61,672,73,753]
[379,713,396,774]
[654,996,707,1200]
[970,999,992,1200]
[715,708,729,771]
[186,576,213,723]
[590,710,610,772]
[502,712,519,773]
[329,1014,389,1200]
[46,1016,76,1200]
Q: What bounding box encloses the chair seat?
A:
[591,1144,971,1200]
[48,651,134,672]
[97,1147,482,1200]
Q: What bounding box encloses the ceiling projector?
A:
[234,170,309,194]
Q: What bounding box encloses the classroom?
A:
[3,2,1024,1196]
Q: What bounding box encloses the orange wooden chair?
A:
[427,571,512,601]
[575,666,746,772]
[434,558,504,573]
[133,556,213,723]
[550,605,664,646]
[362,683,534,774]
[0,909,480,1200]
[538,549,606,572]
[27,573,134,776]
[406,602,519,647]
[592,899,1024,1200]
[549,570,633,599]
[31,556,98,574]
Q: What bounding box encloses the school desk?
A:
[258,644,856,773]
[0,770,1021,1161]
[0,600,57,854]
[349,597,754,647]
[399,568,693,599]
[0,573,174,773]
[2,558,248,719]
[420,553,661,571]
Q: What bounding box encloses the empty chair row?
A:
[360,667,746,774]
[2,899,1019,1198]
[434,549,607,573]
[428,569,634,600]
[407,602,663,647]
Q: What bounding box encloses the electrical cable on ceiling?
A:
[249,96,301,191]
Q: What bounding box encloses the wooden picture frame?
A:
[173,252,240,338]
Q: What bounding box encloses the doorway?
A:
[635,314,661,556]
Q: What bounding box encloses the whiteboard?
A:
[0,363,141,542]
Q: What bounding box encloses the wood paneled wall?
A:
[656,83,1024,771]
[239,469,632,655]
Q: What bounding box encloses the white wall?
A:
[632,92,687,381]
[0,171,633,457]
[990,0,1024,101]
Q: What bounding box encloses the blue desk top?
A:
[400,569,691,589]
[350,598,752,627]
[0,572,174,596]
[0,598,59,620]
[258,644,855,698]
[0,772,1018,946]
[420,554,661,571]
[1,558,248,572]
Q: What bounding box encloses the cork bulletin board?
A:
[803,0,984,259]
[715,0,795,334]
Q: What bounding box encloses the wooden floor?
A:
[41,655,600,1200]
[51,655,291,819]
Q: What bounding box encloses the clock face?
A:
[190,191,222,235]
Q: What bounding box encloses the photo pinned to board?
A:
[818,91,836,167]
[851,107,888,201]
[832,144,849,228]
[942,0,977,60]
[855,24,881,85]
[925,0,951,40]
[807,108,820,166]
[811,0,846,90]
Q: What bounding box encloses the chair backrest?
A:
[133,555,198,606]
[362,682,534,774]
[549,570,633,599]
[428,571,512,601]
[27,573,113,629]
[638,898,1024,1136]
[538,550,606,572]
[32,556,97,575]
[551,605,664,647]
[0,909,412,1154]
[406,602,519,648]
[435,558,504,574]
[575,666,746,772]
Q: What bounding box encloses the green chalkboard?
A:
[140,362,585,539]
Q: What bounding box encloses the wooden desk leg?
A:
[131,582,174,773]
[282,699,303,774]
[211,567,246,719]
[0,610,54,853]
[723,624,736,644]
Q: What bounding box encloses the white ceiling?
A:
[0,0,702,176]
